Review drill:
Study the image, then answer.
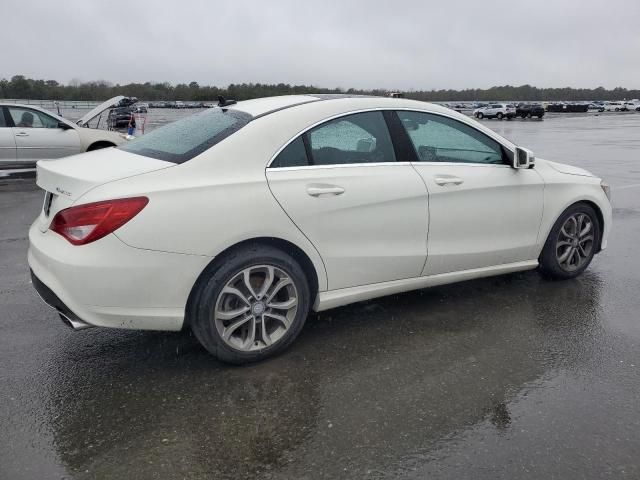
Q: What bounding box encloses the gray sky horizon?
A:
[4,0,640,90]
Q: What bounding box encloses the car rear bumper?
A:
[31,270,94,330]
[28,220,212,331]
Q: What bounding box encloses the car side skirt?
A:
[313,260,539,312]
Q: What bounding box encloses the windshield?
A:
[119,108,251,163]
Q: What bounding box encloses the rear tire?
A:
[190,244,311,364]
[539,203,601,280]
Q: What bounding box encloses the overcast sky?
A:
[3,0,639,90]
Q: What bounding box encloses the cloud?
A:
[3,0,639,89]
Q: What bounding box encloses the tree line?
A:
[1,75,638,102]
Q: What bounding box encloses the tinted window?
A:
[270,137,309,168]
[306,111,395,165]
[0,109,6,127]
[119,109,251,163]
[397,111,504,165]
[8,107,58,128]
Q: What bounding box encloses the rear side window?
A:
[0,109,6,127]
[119,109,251,163]
[271,137,309,168]
[306,112,396,165]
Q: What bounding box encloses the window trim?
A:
[266,107,514,170]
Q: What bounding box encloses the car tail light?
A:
[50,197,148,245]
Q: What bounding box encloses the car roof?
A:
[227,94,457,119]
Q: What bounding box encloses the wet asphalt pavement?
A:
[1,113,640,479]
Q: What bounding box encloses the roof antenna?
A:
[217,95,237,109]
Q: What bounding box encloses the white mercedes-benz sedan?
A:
[28,95,612,363]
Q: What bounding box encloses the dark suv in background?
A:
[516,103,545,119]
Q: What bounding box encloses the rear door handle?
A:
[434,175,464,186]
[306,185,345,197]
[15,132,29,137]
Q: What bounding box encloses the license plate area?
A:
[43,191,54,217]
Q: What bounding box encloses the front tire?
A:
[539,203,601,280]
[477,112,484,119]
[190,244,311,364]
[497,112,504,120]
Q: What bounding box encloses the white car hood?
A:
[542,159,595,178]
[76,96,126,127]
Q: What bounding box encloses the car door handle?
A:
[306,185,345,197]
[434,175,464,186]
[15,132,29,137]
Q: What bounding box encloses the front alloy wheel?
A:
[539,203,600,279]
[555,213,594,272]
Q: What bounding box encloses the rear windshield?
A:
[119,109,251,163]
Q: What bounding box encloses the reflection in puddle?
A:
[44,270,604,478]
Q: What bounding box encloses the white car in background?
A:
[472,103,516,120]
[603,101,625,112]
[0,99,127,166]
[29,95,612,364]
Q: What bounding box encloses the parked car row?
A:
[598,101,640,112]
[148,101,208,109]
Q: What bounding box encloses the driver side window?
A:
[397,111,504,165]
[8,107,58,129]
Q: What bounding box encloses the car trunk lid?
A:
[36,148,174,232]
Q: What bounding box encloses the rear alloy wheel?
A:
[191,245,310,364]
[497,112,504,120]
[539,203,600,279]
[214,265,298,352]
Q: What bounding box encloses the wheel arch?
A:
[540,199,606,257]
[87,141,116,151]
[184,236,321,329]
[579,200,605,252]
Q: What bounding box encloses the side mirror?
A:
[513,146,535,169]
[58,121,73,130]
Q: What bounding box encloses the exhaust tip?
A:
[58,312,93,331]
